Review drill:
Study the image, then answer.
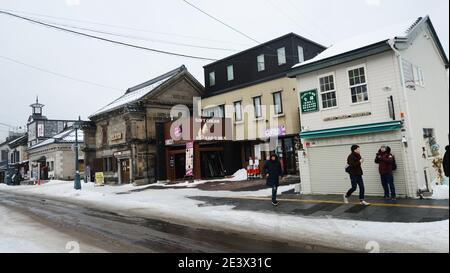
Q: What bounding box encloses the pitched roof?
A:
[90,66,189,118]
[288,16,449,77]
[29,128,83,150]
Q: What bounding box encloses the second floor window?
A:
[203,105,225,118]
[319,74,337,109]
[273,92,283,115]
[257,54,265,72]
[227,65,234,81]
[277,47,286,65]
[348,66,369,103]
[253,96,262,118]
[209,71,216,86]
[234,101,243,122]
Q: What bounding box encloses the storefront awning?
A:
[300,121,402,139]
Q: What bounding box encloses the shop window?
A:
[203,105,225,118]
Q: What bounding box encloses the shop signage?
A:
[300,89,319,113]
[95,172,105,186]
[111,132,123,141]
[165,139,174,146]
[185,142,194,177]
[323,112,372,121]
[264,126,286,138]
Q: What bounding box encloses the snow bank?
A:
[432,185,449,200]
[1,181,448,253]
[228,169,248,182]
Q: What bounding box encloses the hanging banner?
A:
[185,142,194,177]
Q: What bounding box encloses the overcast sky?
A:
[0,0,448,140]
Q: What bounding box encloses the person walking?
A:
[264,154,283,206]
[443,145,449,178]
[344,145,370,206]
[375,145,397,200]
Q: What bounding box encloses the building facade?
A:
[27,128,84,181]
[84,66,204,185]
[201,33,326,175]
[288,16,449,198]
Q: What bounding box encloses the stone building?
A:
[83,65,204,185]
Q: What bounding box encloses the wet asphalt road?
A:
[0,191,345,253]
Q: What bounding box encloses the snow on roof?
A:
[90,66,186,118]
[29,128,83,150]
[292,17,423,69]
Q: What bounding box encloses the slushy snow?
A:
[0,181,448,253]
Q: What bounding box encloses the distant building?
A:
[26,97,83,181]
[84,66,204,185]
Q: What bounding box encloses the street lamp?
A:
[74,116,81,190]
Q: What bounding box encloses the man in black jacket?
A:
[264,154,283,206]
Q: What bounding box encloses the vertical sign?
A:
[185,142,194,177]
[300,89,319,113]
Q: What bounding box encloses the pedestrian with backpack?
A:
[375,145,397,200]
[344,145,370,206]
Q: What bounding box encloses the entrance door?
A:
[174,154,186,180]
[120,159,130,184]
[282,138,297,175]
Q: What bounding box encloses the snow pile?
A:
[432,184,449,200]
[229,169,248,182]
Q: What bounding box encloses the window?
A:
[253,96,262,118]
[298,46,304,63]
[277,47,286,65]
[203,105,225,118]
[209,71,216,86]
[227,65,234,81]
[273,92,283,115]
[348,66,369,103]
[423,128,438,157]
[234,101,243,122]
[101,126,108,146]
[402,59,425,87]
[257,54,265,72]
[319,74,337,109]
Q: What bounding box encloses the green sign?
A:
[300,89,319,113]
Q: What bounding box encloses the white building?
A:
[288,16,449,198]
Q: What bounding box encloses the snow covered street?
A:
[0,181,448,253]
[0,204,108,253]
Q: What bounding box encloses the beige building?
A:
[201,33,326,174]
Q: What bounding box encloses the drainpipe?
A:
[388,39,423,197]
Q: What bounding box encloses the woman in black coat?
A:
[264,154,283,206]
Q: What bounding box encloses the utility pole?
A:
[74,116,81,190]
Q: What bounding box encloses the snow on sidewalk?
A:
[0,181,448,253]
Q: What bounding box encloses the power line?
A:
[182,0,261,44]
[0,55,123,91]
[0,10,218,61]
[35,17,239,52]
[0,8,252,47]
